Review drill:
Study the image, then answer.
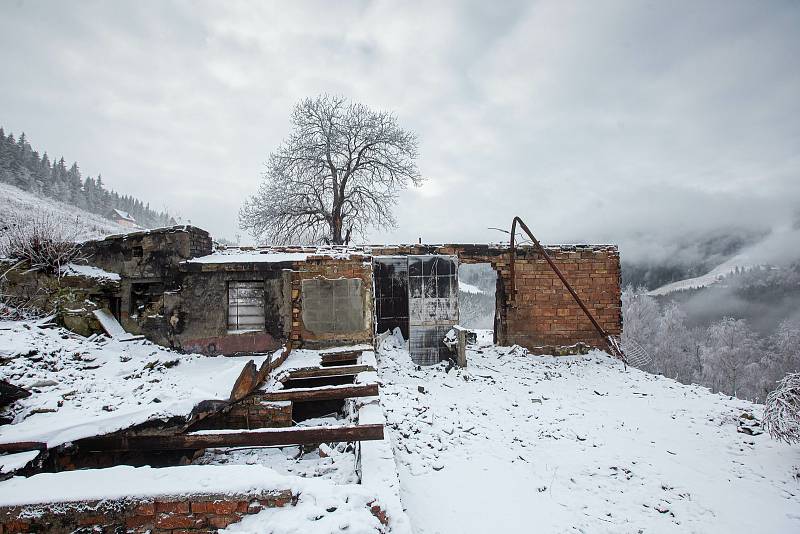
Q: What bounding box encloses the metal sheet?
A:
[407,255,459,365]
[373,256,409,338]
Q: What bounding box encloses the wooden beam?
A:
[261,383,378,402]
[285,365,374,380]
[320,351,363,365]
[76,424,384,451]
[0,441,47,454]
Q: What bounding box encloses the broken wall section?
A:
[293,255,374,350]
[497,246,621,353]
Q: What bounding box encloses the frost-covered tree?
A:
[239,95,423,245]
[701,317,761,398]
[763,372,800,444]
[653,303,695,382]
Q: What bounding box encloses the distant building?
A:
[107,208,139,228]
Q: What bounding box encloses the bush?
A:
[763,372,800,444]
[0,210,84,275]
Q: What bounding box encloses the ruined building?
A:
[21,225,622,363]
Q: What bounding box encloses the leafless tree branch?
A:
[239,95,423,245]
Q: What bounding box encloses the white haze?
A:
[0,0,798,266]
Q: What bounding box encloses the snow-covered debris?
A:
[0,463,369,508]
[59,263,121,281]
[188,251,313,264]
[0,320,269,447]
[377,337,800,533]
[187,246,364,264]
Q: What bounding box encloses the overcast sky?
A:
[1,0,798,262]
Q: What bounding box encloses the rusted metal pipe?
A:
[509,216,622,359]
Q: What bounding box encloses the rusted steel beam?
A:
[261,383,379,402]
[76,424,384,451]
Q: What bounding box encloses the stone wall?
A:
[174,262,293,355]
[81,225,212,280]
[0,261,119,335]
[0,490,293,533]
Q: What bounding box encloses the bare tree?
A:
[239,95,423,245]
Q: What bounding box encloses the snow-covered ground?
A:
[0,320,273,447]
[377,332,800,534]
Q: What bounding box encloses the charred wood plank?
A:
[76,424,384,451]
[285,365,374,380]
[0,441,47,454]
[320,351,363,365]
[261,383,378,402]
[0,380,31,409]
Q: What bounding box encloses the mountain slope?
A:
[378,334,800,533]
[0,182,125,241]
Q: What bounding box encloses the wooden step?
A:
[260,383,378,403]
[284,364,374,380]
[76,424,384,451]
[320,350,363,366]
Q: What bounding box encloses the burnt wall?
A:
[173,262,293,355]
[372,243,622,354]
[292,255,374,349]
[80,225,212,280]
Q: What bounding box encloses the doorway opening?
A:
[457,263,497,334]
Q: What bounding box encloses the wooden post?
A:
[455,326,467,368]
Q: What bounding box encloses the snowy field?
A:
[377,332,800,534]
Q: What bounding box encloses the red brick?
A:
[155,500,190,513]
[191,501,209,513]
[209,514,242,528]
[208,500,239,515]
[155,513,205,529]
[134,501,155,516]
[126,515,153,529]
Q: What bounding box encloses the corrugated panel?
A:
[228,281,265,331]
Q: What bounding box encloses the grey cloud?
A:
[0,0,797,263]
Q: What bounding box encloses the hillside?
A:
[0,128,175,229]
[0,182,125,241]
[378,332,800,533]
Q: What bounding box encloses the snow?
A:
[189,251,313,264]
[0,450,40,474]
[376,336,800,533]
[0,182,126,242]
[0,463,368,507]
[220,484,382,534]
[111,208,135,222]
[0,321,269,447]
[457,281,484,294]
[59,263,121,281]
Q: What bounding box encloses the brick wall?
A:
[374,243,622,354]
[496,246,621,353]
[0,490,292,534]
[192,397,292,430]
